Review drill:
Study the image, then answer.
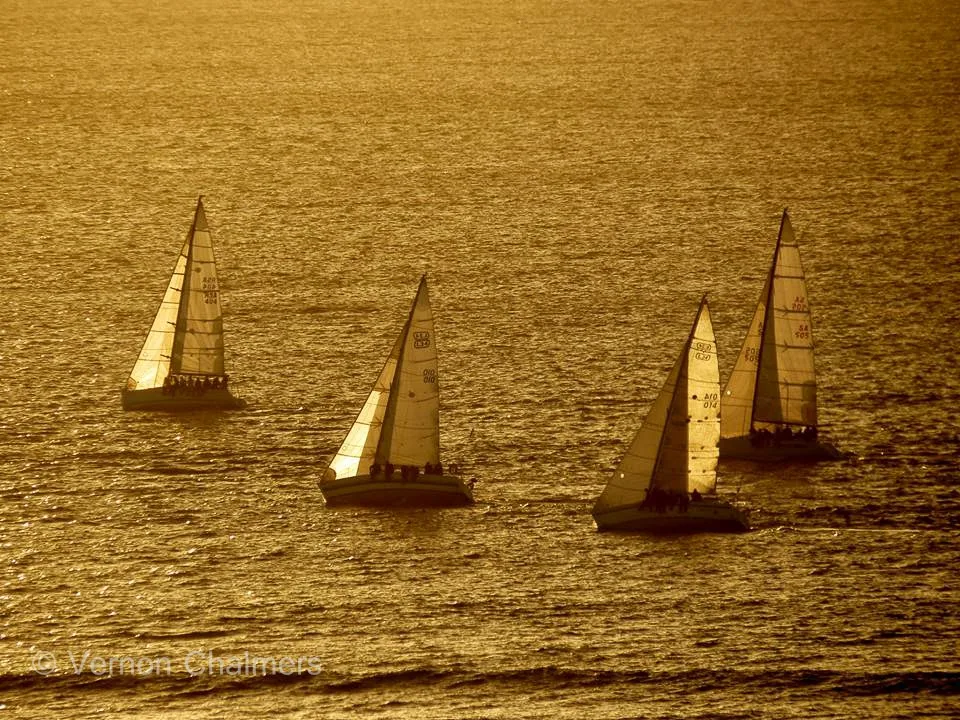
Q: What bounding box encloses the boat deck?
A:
[719,436,842,462]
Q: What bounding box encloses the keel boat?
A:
[319,276,474,507]
[121,197,244,411]
[592,297,749,533]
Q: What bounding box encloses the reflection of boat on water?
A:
[592,297,750,534]
[720,209,840,462]
[319,275,474,508]
[121,196,245,411]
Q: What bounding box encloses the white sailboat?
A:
[592,297,749,533]
[121,196,245,411]
[720,209,840,461]
[319,275,474,507]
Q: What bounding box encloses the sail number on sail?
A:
[202,277,219,304]
[693,341,713,361]
[414,331,431,349]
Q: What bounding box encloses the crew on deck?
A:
[637,487,708,513]
[161,374,230,397]
[640,486,690,513]
[369,461,454,480]
[749,424,818,447]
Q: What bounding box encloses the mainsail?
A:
[593,297,720,513]
[327,276,441,480]
[126,197,226,391]
[753,210,817,428]
[722,209,817,435]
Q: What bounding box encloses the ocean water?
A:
[1,0,958,717]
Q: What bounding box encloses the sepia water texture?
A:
[1,0,958,717]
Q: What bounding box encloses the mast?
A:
[375,275,428,465]
[648,297,703,489]
[594,295,716,513]
[748,208,785,432]
[750,209,818,430]
[169,197,202,375]
[326,275,434,481]
[649,294,718,495]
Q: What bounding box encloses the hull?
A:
[593,497,750,533]
[719,435,842,462]
[319,473,474,508]
[121,387,246,411]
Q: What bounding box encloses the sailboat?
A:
[121,196,245,411]
[592,297,749,533]
[719,209,840,461]
[318,275,474,507]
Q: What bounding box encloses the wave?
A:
[4,666,958,697]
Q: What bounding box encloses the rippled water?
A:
[2,0,958,717]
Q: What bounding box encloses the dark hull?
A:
[719,436,842,462]
[121,387,246,411]
[319,474,474,508]
[593,499,750,533]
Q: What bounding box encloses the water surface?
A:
[1,0,958,717]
